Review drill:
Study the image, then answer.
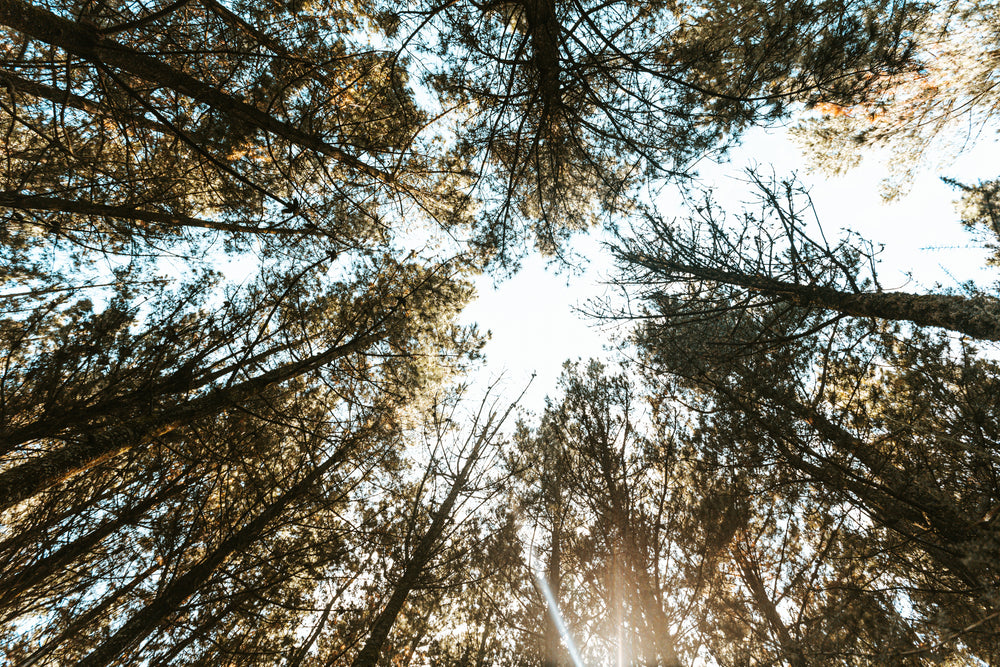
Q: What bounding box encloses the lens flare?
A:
[535,572,586,667]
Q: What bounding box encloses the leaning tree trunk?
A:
[74,430,363,667]
[625,254,1000,341]
[350,432,489,667]
[0,191,328,237]
[0,328,382,511]
[0,478,184,613]
[0,0,393,185]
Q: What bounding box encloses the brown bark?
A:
[0,327,383,510]
[628,254,1000,341]
[521,0,561,120]
[0,0,396,186]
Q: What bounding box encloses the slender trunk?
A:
[728,386,992,600]
[400,598,436,666]
[19,561,161,667]
[0,479,182,613]
[766,388,978,545]
[542,513,562,667]
[473,609,495,667]
[76,433,360,667]
[1,337,299,453]
[350,434,488,667]
[0,0,394,186]
[733,545,805,667]
[522,0,561,123]
[0,327,382,510]
[201,0,288,57]
[0,191,327,237]
[628,254,1000,341]
[770,434,989,598]
[715,381,979,548]
[596,437,682,667]
[0,67,171,133]
[146,595,246,667]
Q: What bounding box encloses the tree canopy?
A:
[2,0,999,665]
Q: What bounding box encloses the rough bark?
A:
[522,0,561,120]
[627,254,1000,341]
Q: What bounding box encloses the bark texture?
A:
[628,254,1000,341]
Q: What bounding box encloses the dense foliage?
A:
[1,0,998,665]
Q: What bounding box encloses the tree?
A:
[4,0,995,663]
[626,283,1000,662]
[383,0,922,262]
[612,173,1000,342]
[508,361,696,666]
[350,386,518,666]
[0,0,432,257]
[0,255,475,509]
[792,0,1000,197]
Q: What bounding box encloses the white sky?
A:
[460,125,1000,410]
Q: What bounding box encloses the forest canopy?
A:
[1,0,998,665]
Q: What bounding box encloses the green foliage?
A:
[2,0,999,665]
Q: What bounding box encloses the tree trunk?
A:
[627,254,1000,341]
[0,328,382,510]
[0,337,300,454]
[0,66,171,133]
[0,479,183,613]
[542,513,562,667]
[721,383,994,602]
[733,544,805,667]
[350,432,489,667]
[75,432,361,667]
[19,561,161,667]
[0,191,327,237]
[0,0,394,186]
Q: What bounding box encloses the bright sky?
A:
[461,125,1000,410]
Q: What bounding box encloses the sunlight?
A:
[535,572,586,667]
